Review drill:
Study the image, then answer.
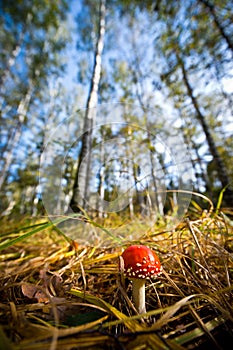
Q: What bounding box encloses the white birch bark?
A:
[70,0,106,210]
[0,87,33,190]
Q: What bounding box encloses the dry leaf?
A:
[21,283,49,303]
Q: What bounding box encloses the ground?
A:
[0,205,233,350]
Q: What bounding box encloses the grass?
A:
[0,200,233,350]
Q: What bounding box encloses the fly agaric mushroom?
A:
[120,245,162,314]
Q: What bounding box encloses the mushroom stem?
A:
[132,278,146,314]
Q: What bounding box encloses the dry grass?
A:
[0,204,233,350]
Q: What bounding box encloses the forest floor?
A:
[0,201,233,350]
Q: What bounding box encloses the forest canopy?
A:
[0,0,233,220]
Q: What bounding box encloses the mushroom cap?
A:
[121,245,162,279]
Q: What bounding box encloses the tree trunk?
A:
[0,87,32,190]
[96,134,105,217]
[180,114,212,195]
[179,57,233,204]
[199,0,233,53]
[70,0,106,212]
[0,12,30,101]
[0,42,22,93]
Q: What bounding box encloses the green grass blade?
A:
[0,217,71,251]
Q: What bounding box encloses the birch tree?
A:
[178,55,233,200]
[154,0,233,204]
[0,86,33,190]
[70,0,106,211]
[198,0,233,54]
[0,0,68,192]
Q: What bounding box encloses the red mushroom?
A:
[121,245,162,314]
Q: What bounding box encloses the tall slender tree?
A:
[0,84,33,190]
[198,0,233,53]
[178,55,232,193]
[151,0,233,204]
[0,0,68,192]
[70,0,106,211]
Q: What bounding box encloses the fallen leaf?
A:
[21,283,49,303]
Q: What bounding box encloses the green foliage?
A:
[1,0,233,218]
[0,0,70,214]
